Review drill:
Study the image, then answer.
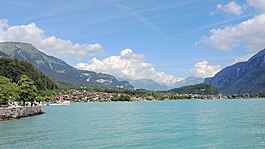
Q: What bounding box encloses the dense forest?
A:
[168,83,220,95]
[0,58,57,90]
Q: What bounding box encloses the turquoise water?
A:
[1,99,265,148]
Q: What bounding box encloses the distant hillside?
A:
[205,48,265,94]
[0,58,57,90]
[128,79,169,90]
[127,77,204,91]
[0,51,9,58]
[174,77,204,88]
[0,42,133,89]
[169,84,220,95]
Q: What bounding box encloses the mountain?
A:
[169,83,220,95]
[127,77,204,91]
[0,42,133,89]
[205,48,265,94]
[0,58,57,90]
[128,79,169,90]
[174,77,204,88]
[0,51,9,58]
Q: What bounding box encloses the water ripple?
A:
[1,99,265,148]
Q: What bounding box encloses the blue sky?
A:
[0,0,264,84]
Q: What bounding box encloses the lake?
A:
[1,99,265,148]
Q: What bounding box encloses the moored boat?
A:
[47,100,70,106]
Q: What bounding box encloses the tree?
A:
[0,58,58,90]
[120,94,131,101]
[0,76,19,105]
[111,94,131,101]
[18,75,37,105]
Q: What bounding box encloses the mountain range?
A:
[127,79,170,90]
[173,77,204,88]
[205,48,265,94]
[3,42,265,95]
[0,42,133,89]
[127,77,204,91]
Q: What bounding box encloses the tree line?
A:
[168,83,220,95]
[0,75,37,106]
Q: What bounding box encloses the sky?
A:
[0,0,265,85]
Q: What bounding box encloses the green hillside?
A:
[0,51,9,58]
[0,58,57,90]
[0,42,133,89]
[169,83,220,95]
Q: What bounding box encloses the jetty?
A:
[0,106,44,121]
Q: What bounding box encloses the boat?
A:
[47,101,70,106]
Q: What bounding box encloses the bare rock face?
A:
[0,106,44,121]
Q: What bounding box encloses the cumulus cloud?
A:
[198,13,265,51]
[247,0,265,11]
[214,1,243,16]
[76,49,184,85]
[190,61,221,78]
[0,19,104,59]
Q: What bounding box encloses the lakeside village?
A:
[4,89,224,107]
[57,89,222,102]
[50,88,265,103]
[2,77,265,108]
[4,87,265,108]
[1,75,265,121]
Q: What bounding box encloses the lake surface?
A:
[1,99,265,149]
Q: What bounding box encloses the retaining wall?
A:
[0,106,44,121]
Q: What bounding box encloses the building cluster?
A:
[58,89,115,102]
[188,94,224,99]
[53,89,260,103]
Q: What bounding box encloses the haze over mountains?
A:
[127,77,204,91]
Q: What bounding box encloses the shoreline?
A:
[67,97,265,104]
[0,106,44,121]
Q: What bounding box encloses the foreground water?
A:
[1,99,265,148]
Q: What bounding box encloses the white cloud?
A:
[232,53,254,64]
[190,61,221,78]
[76,49,184,85]
[247,0,265,11]
[0,19,104,59]
[215,1,243,16]
[198,13,265,51]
